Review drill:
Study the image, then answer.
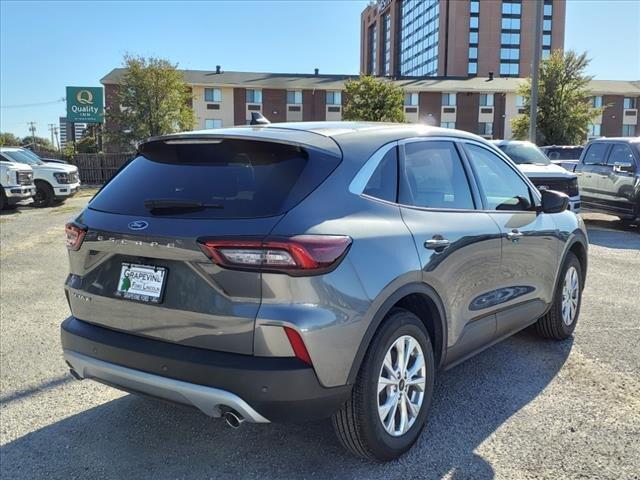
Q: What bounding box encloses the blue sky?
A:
[1,0,638,138]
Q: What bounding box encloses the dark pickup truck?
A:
[573,137,640,224]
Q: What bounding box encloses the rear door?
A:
[66,138,341,354]
[574,142,611,205]
[600,142,638,216]
[396,139,502,363]
[461,141,560,338]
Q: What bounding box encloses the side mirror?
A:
[613,162,635,174]
[540,189,569,214]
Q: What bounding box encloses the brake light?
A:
[65,222,86,251]
[199,235,352,276]
[283,326,313,365]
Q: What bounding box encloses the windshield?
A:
[1,150,44,166]
[499,143,551,165]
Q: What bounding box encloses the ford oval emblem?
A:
[128,220,149,231]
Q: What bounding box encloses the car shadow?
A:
[1,329,572,480]
[586,227,640,250]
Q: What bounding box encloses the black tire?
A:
[536,252,583,340]
[332,308,435,461]
[34,181,54,208]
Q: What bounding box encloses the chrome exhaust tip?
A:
[223,410,245,428]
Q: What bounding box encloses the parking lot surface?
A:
[1,198,638,479]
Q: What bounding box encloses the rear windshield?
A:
[89,139,340,219]
[544,147,583,160]
[498,143,550,165]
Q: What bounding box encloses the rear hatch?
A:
[65,135,341,354]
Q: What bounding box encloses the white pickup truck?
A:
[0,158,35,210]
[0,147,80,207]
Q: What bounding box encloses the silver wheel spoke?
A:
[377,376,396,394]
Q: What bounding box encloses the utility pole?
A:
[529,0,544,144]
[53,126,60,151]
[48,123,55,147]
[27,122,36,149]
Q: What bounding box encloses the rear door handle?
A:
[424,237,451,251]
[507,229,523,242]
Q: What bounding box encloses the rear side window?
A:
[399,141,475,210]
[546,147,583,160]
[465,143,534,211]
[89,139,340,219]
[583,143,609,165]
[363,147,397,203]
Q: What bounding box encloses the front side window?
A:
[465,143,534,211]
[246,89,262,104]
[498,142,551,165]
[204,88,222,102]
[363,147,398,202]
[287,90,302,104]
[583,143,608,164]
[399,141,475,210]
[442,93,456,106]
[326,91,342,105]
[607,144,636,166]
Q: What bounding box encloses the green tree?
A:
[343,76,405,123]
[21,135,54,152]
[106,55,195,149]
[0,132,21,146]
[511,50,603,145]
[76,135,98,153]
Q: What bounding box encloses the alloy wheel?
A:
[561,266,579,326]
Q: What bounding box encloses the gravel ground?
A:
[1,199,638,480]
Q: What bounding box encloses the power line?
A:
[0,98,65,109]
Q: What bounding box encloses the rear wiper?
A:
[144,199,224,210]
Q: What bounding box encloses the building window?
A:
[542,34,551,47]
[246,89,262,104]
[516,95,525,108]
[440,122,455,129]
[368,24,378,75]
[469,31,479,44]
[501,18,521,30]
[382,13,391,76]
[470,16,479,29]
[470,0,480,14]
[480,94,494,107]
[542,49,551,59]
[400,0,440,77]
[326,91,342,105]
[479,122,493,136]
[543,19,552,31]
[591,96,603,108]
[622,124,636,136]
[544,3,553,16]
[442,93,456,107]
[500,48,520,60]
[502,1,521,15]
[587,123,602,138]
[623,97,637,109]
[468,62,478,75]
[287,90,302,104]
[204,88,222,102]
[501,33,520,45]
[205,119,222,129]
[469,47,478,60]
[404,93,419,106]
[500,63,519,76]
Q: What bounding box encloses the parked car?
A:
[20,148,68,164]
[0,157,35,209]
[61,122,588,461]
[492,140,581,212]
[0,147,80,207]
[540,145,584,171]
[572,137,640,224]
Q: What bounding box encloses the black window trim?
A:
[459,139,541,213]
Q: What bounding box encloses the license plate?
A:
[115,263,167,304]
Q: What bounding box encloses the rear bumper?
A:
[61,317,350,422]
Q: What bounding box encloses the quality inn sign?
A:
[66,86,104,123]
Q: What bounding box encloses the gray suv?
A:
[61,122,588,461]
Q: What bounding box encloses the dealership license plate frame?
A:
[115,262,168,304]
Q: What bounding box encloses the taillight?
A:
[65,222,86,251]
[283,326,313,365]
[198,235,352,276]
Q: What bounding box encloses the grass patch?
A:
[76,188,99,198]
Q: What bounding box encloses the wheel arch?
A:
[347,282,447,384]
[564,229,588,285]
